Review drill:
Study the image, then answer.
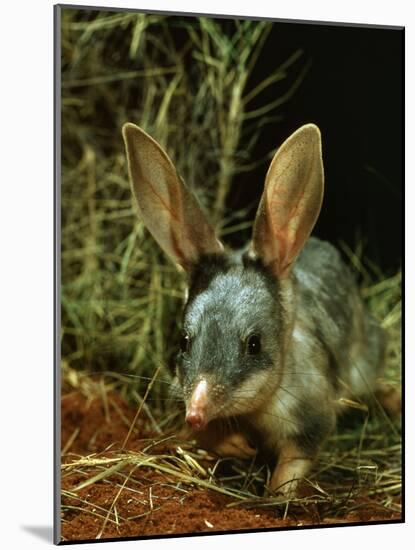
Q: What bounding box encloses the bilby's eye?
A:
[180,333,191,353]
[246,334,261,355]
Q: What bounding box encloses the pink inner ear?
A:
[253,125,324,277]
[170,219,194,270]
[124,123,224,271]
[269,190,310,275]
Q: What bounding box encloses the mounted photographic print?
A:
[54,4,404,544]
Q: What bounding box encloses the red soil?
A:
[60,391,401,543]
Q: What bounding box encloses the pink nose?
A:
[186,379,209,431]
[185,409,206,431]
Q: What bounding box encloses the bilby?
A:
[122,122,387,496]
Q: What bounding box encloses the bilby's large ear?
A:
[251,124,324,278]
[122,123,223,272]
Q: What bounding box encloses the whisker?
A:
[133,397,184,403]
[253,409,302,428]
[278,384,314,407]
[218,398,302,429]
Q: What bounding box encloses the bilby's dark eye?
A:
[180,333,191,353]
[246,334,261,355]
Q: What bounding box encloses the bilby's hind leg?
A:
[375,381,402,418]
[350,312,401,419]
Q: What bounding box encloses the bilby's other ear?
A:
[251,124,324,278]
[122,123,224,272]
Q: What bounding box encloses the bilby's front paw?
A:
[268,441,312,499]
[178,422,257,459]
[266,477,300,500]
[213,432,257,459]
[177,425,194,442]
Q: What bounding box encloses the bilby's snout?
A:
[185,379,209,431]
[185,410,205,431]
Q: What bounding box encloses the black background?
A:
[226,19,403,275]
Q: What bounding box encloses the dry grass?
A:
[60,7,402,534]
